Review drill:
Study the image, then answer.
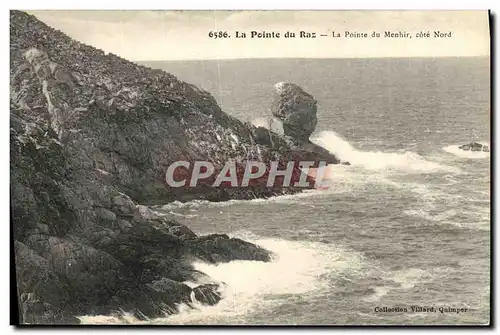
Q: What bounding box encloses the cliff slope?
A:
[10,10,340,324]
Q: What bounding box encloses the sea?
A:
[81,57,490,325]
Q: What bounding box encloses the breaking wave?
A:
[312,131,459,174]
[78,131,489,325]
[78,233,365,325]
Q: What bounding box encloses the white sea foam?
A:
[78,132,487,324]
[159,131,462,214]
[79,233,364,325]
[158,187,350,212]
[168,211,199,218]
[167,236,364,324]
[312,131,459,174]
[442,143,490,159]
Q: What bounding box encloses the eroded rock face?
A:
[10,10,343,324]
[271,82,318,144]
[11,10,276,324]
[11,9,343,205]
[267,82,341,164]
[193,284,223,306]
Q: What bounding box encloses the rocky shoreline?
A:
[10,10,341,324]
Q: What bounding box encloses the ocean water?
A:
[83,58,490,325]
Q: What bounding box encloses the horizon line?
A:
[137,55,490,62]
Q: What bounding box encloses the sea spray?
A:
[78,234,365,325]
[311,131,459,173]
[164,234,365,324]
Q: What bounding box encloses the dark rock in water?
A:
[458,142,489,152]
[193,284,223,306]
[271,82,318,144]
[185,234,273,263]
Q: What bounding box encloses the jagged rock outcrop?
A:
[10,10,342,324]
[11,11,341,205]
[192,284,223,306]
[271,82,318,143]
[459,142,489,152]
[268,82,341,164]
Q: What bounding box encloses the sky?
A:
[26,10,490,61]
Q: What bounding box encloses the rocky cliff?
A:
[10,10,341,324]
